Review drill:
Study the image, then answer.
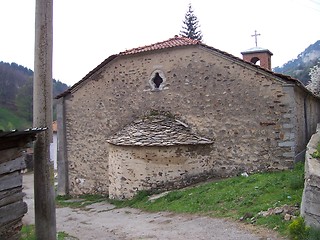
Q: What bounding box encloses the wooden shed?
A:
[0,128,44,240]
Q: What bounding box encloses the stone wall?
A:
[61,45,316,196]
[108,144,215,199]
[301,124,320,228]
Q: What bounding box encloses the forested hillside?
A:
[273,40,320,85]
[1,40,319,130]
[0,61,68,130]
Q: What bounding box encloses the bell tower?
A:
[241,30,273,71]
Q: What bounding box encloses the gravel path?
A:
[22,173,284,240]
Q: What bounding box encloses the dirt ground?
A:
[22,173,285,240]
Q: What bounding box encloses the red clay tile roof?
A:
[119,35,201,56]
[52,121,57,133]
[55,35,313,99]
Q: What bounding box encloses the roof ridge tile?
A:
[119,35,201,56]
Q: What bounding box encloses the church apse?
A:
[106,113,214,199]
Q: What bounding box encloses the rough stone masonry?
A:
[56,36,320,199]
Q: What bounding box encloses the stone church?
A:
[56,36,320,199]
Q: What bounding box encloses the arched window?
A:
[250,57,261,66]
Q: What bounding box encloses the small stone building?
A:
[56,36,320,199]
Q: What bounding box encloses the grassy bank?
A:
[0,107,31,130]
[111,163,305,237]
[53,163,305,238]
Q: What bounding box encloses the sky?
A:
[0,0,320,86]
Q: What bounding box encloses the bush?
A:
[311,150,320,158]
[288,216,320,240]
[288,217,310,240]
[311,142,320,158]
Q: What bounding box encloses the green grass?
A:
[56,194,107,208]
[20,225,76,240]
[20,225,35,240]
[311,142,320,158]
[110,163,305,237]
[0,107,31,130]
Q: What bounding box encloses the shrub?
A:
[311,150,320,158]
[311,142,320,158]
[288,217,310,240]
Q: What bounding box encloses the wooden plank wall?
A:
[0,153,27,240]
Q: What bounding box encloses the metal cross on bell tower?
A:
[251,30,261,47]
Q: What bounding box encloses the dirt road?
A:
[22,173,283,240]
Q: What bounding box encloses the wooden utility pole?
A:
[33,0,56,239]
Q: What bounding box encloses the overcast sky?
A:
[0,0,320,86]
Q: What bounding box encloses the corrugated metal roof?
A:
[107,114,213,147]
[0,128,47,151]
[0,128,47,139]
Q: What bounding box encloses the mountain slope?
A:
[273,40,320,85]
[0,61,69,130]
[0,107,31,130]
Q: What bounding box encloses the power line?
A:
[291,0,320,13]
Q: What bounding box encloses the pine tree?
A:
[180,4,203,41]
